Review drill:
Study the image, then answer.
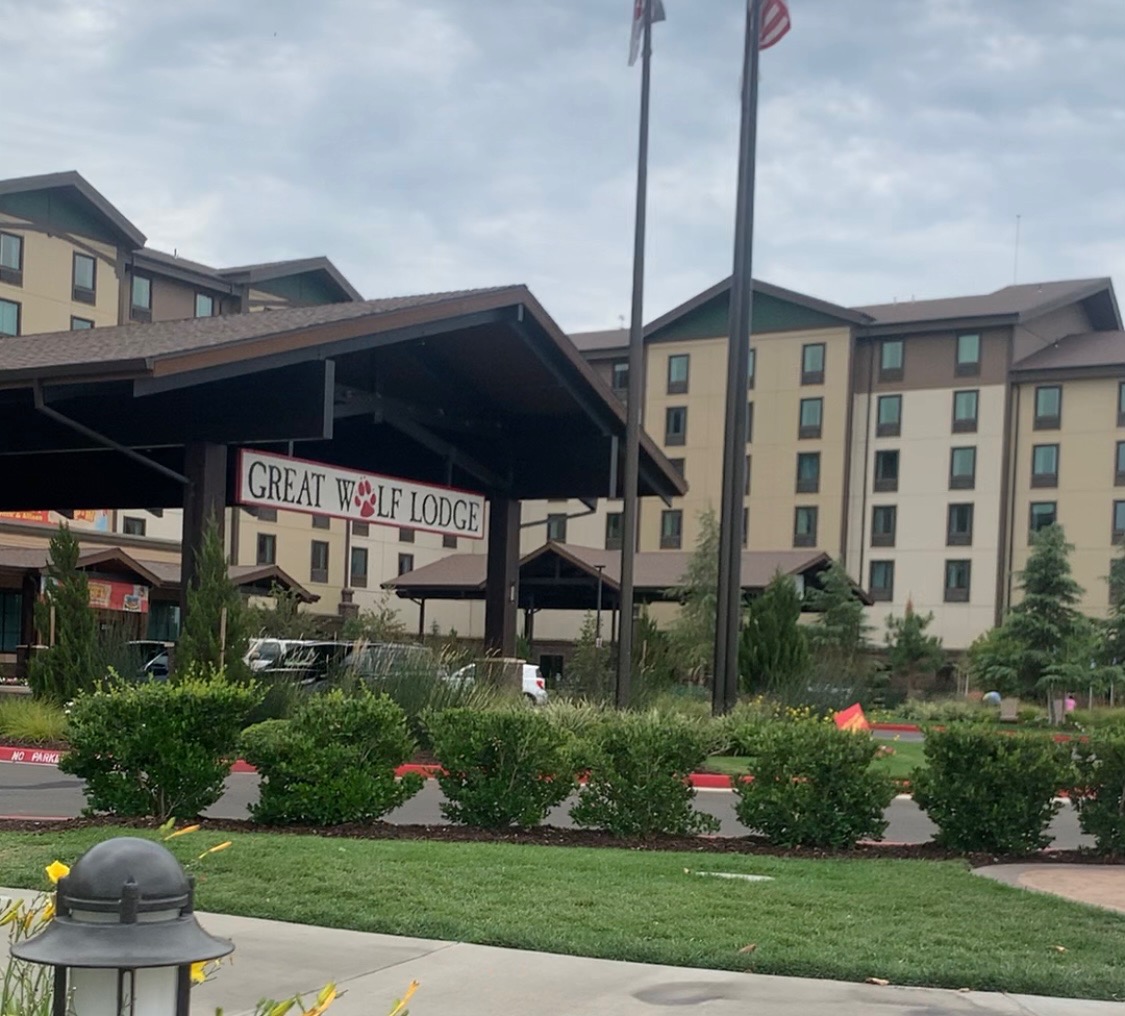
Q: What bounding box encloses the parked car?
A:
[125,640,174,681]
[450,662,548,706]
[258,640,353,686]
[340,642,444,682]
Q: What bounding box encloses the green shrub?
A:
[569,711,720,837]
[0,696,67,744]
[426,708,577,828]
[911,728,1071,853]
[241,688,423,825]
[1071,731,1125,854]
[1069,707,1125,731]
[876,698,994,726]
[730,719,897,847]
[59,669,260,820]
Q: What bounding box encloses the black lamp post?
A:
[11,836,233,1016]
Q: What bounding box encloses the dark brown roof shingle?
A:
[1012,331,1125,373]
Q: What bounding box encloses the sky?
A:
[3,0,1124,332]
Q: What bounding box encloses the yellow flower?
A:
[38,898,55,923]
[0,902,22,927]
[165,824,202,841]
[301,983,337,1016]
[387,981,419,1016]
[268,1001,296,1016]
[190,961,208,984]
[197,841,233,860]
[45,861,70,884]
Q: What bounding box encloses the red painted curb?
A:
[0,745,63,766]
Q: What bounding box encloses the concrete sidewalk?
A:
[2,888,1119,1016]
[975,863,1125,914]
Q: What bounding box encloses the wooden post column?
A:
[484,498,520,657]
[180,442,228,616]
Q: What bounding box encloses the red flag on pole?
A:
[759,0,791,50]
[629,0,666,66]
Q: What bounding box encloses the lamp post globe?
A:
[11,836,233,1016]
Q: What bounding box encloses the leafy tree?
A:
[175,518,251,682]
[28,524,102,703]
[632,609,679,694]
[666,506,719,683]
[804,558,871,677]
[739,571,809,698]
[884,600,944,693]
[966,625,1022,698]
[565,612,613,700]
[340,592,409,644]
[246,583,330,640]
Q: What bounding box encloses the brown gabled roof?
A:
[0,171,146,248]
[218,256,363,302]
[570,328,631,354]
[1011,331,1125,375]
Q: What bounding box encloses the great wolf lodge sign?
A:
[237,450,485,540]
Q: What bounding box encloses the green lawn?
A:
[2,826,1123,1000]
[709,735,927,782]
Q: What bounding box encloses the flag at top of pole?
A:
[628,0,666,66]
[759,0,791,50]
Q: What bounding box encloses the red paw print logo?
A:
[353,479,377,519]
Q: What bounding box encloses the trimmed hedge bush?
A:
[1071,731,1125,855]
[911,727,1071,853]
[240,688,422,825]
[59,670,260,820]
[426,707,577,828]
[569,711,720,837]
[730,718,897,847]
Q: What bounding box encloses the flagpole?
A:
[713,0,764,715]
[616,4,655,710]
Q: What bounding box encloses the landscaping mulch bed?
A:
[0,737,69,751]
[1,813,1120,868]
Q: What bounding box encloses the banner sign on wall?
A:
[236,450,486,540]
[88,580,150,614]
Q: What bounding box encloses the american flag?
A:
[759,0,792,50]
[628,0,666,67]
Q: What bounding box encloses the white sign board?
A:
[236,450,485,540]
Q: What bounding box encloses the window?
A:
[443,534,458,549]
[956,332,981,376]
[398,553,414,576]
[312,514,331,530]
[350,547,369,588]
[72,253,96,304]
[947,503,974,547]
[869,561,894,602]
[665,406,687,446]
[742,507,749,547]
[605,512,623,550]
[546,513,568,542]
[876,394,902,437]
[952,390,979,433]
[668,458,685,479]
[1111,557,1125,605]
[122,516,146,537]
[747,347,756,389]
[667,353,689,394]
[1031,444,1059,488]
[944,560,971,602]
[256,533,277,566]
[399,527,415,543]
[796,451,820,493]
[611,360,628,392]
[879,339,904,381]
[1030,501,1057,535]
[1117,442,1125,486]
[1118,382,1125,427]
[874,450,900,492]
[131,274,152,321]
[70,316,94,330]
[871,505,896,547]
[352,521,369,537]
[0,232,23,285]
[1114,501,1125,543]
[794,506,818,547]
[310,540,330,583]
[950,446,976,490]
[746,401,754,442]
[801,342,825,385]
[0,590,21,652]
[195,292,215,318]
[1034,385,1061,429]
[798,397,823,439]
[660,509,683,549]
[745,455,751,495]
[0,298,20,336]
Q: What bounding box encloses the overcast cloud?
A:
[3,0,1124,330]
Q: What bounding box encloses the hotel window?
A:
[665,406,687,446]
[874,450,899,492]
[443,534,458,549]
[796,451,820,493]
[1114,501,1125,543]
[746,401,754,442]
[1031,444,1059,488]
[956,332,981,376]
[745,455,751,495]
[1118,382,1125,427]
[122,516,146,537]
[0,590,20,653]
[131,274,152,321]
[1112,558,1125,605]
[398,553,414,576]
[256,533,277,566]
[950,446,976,490]
[605,512,623,550]
[70,316,94,330]
[312,514,331,530]
[352,521,369,537]
[350,547,369,588]
[195,292,215,318]
[310,540,330,583]
[1029,501,1058,535]
[793,506,818,548]
[72,252,96,304]
[871,505,896,547]
[801,342,825,385]
[0,298,20,336]
[546,513,568,542]
[1034,385,1061,430]
[747,347,756,389]
[798,397,823,439]
[611,360,628,393]
[399,527,415,543]
[667,353,689,394]
[742,507,749,547]
[879,339,904,382]
[876,394,901,437]
[952,389,979,433]
[947,503,974,547]
[660,509,683,549]
[1116,442,1125,486]
[0,232,23,285]
[869,561,894,602]
[944,560,971,603]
